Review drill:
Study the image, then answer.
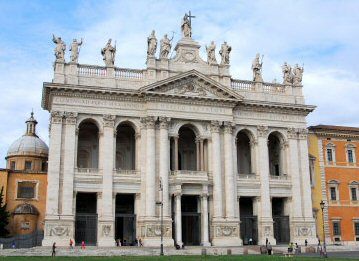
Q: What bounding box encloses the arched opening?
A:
[77,120,99,168]
[236,130,252,174]
[116,123,136,170]
[178,126,197,171]
[268,132,285,176]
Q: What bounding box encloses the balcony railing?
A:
[238,173,257,179]
[115,68,144,79]
[269,174,288,180]
[78,65,107,77]
[75,168,100,173]
[113,169,140,175]
[231,79,287,93]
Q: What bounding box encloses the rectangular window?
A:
[355,222,359,236]
[10,161,16,170]
[24,161,32,171]
[17,182,36,199]
[351,187,358,201]
[327,149,333,162]
[348,150,354,163]
[333,221,341,236]
[41,161,47,172]
[330,187,337,200]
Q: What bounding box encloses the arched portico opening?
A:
[236,130,253,175]
[178,126,197,171]
[77,120,99,169]
[268,132,285,176]
[115,123,136,170]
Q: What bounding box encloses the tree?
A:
[0,186,10,237]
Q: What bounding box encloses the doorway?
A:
[181,195,200,246]
[115,194,136,246]
[272,198,290,244]
[239,197,258,245]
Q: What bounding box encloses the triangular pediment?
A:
[139,70,243,101]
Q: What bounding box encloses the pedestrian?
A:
[52,242,56,257]
[295,243,299,254]
[267,242,272,255]
[305,239,308,247]
[265,237,268,247]
[11,242,15,249]
[81,241,86,250]
[249,237,253,245]
[69,238,74,249]
[139,238,143,247]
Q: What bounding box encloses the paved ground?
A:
[299,251,359,259]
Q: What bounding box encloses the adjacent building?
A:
[41,16,317,246]
[309,125,359,245]
[0,113,48,236]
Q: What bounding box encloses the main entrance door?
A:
[75,193,98,245]
[239,197,258,245]
[273,216,290,244]
[181,195,200,246]
[115,194,136,246]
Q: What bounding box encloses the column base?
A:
[211,219,242,246]
[97,219,116,247]
[201,241,211,247]
[258,218,276,245]
[42,216,74,246]
[137,217,174,247]
[291,219,318,245]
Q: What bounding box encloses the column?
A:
[139,119,147,217]
[62,112,77,217]
[175,193,183,246]
[145,116,156,217]
[211,121,223,219]
[98,114,116,246]
[43,111,63,246]
[223,122,236,218]
[196,138,200,171]
[201,193,210,246]
[45,111,63,218]
[159,117,170,217]
[200,139,204,171]
[287,128,303,219]
[256,125,276,245]
[174,135,179,170]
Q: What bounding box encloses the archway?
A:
[236,130,252,174]
[77,120,99,169]
[115,123,136,170]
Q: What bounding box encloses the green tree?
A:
[0,186,10,237]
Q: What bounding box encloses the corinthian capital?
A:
[298,128,308,139]
[257,125,268,137]
[159,116,171,129]
[210,121,220,133]
[223,121,234,134]
[50,111,64,124]
[64,112,78,125]
[287,127,297,139]
[103,114,115,128]
[145,116,156,129]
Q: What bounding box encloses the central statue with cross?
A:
[181,11,195,38]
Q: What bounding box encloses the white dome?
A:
[7,135,48,157]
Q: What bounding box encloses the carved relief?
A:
[210,121,220,133]
[103,114,115,127]
[144,116,156,129]
[296,226,313,237]
[264,225,272,237]
[159,116,171,129]
[223,122,234,134]
[51,111,64,124]
[298,128,308,139]
[146,225,171,237]
[257,125,269,137]
[215,226,238,237]
[64,112,78,125]
[287,127,297,139]
[102,225,112,237]
[176,82,206,96]
[47,225,71,237]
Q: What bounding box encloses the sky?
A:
[0,0,358,167]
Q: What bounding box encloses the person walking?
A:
[267,242,272,255]
[52,242,56,257]
[69,238,74,249]
[81,241,86,250]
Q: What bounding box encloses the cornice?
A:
[309,130,359,140]
[237,101,315,115]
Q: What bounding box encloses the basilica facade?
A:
[42,17,316,247]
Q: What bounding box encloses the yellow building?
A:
[0,112,48,236]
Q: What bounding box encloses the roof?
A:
[7,135,48,158]
[309,125,359,133]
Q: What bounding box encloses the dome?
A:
[7,135,48,157]
[13,203,39,215]
[6,112,48,158]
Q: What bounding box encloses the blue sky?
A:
[0,0,358,167]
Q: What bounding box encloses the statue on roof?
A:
[181,13,192,38]
[293,64,304,85]
[219,41,231,65]
[206,41,217,65]
[70,38,83,63]
[160,34,172,59]
[147,30,157,57]
[101,39,116,67]
[282,62,293,85]
[52,34,66,62]
[252,53,263,82]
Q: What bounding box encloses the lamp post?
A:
[320,200,328,258]
[156,178,164,256]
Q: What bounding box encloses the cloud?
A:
[0,0,358,166]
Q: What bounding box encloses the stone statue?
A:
[252,53,263,82]
[282,62,293,85]
[147,30,157,57]
[293,64,304,85]
[69,38,83,63]
[219,41,231,65]
[101,39,116,67]
[160,34,172,59]
[52,34,66,62]
[206,41,217,65]
[181,14,191,38]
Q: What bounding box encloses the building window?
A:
[326,143,336,164]
[41,161,47,172]
[333,221,341,236]
[346,144,356,164]
[330,187,337,200]
[349,182,359,202]
[327,149,333,162]
[355,222,359,236]
[10,161,16,170]
[351,187,358,201]
[24,161,32,171]
[348,150,354,163]
[17,182,36,199]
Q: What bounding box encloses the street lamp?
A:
[320,200,328,258]
[156,178,164,256]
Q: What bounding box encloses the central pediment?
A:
[139,70,243,102]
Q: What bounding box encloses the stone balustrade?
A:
[169,170,210,184]
[238,173,258,179]
[75,167,100,173]
[113,169,140,175]
[269,174,288,180]
[78,64,107,77]
[114,68,144,79]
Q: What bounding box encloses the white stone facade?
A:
[42,23,316,247]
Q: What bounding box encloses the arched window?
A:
[178,126,197,171]
[236,130,252,174]
[77,120,99,169]
[268,132,285,176]
[115,123,136,170]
